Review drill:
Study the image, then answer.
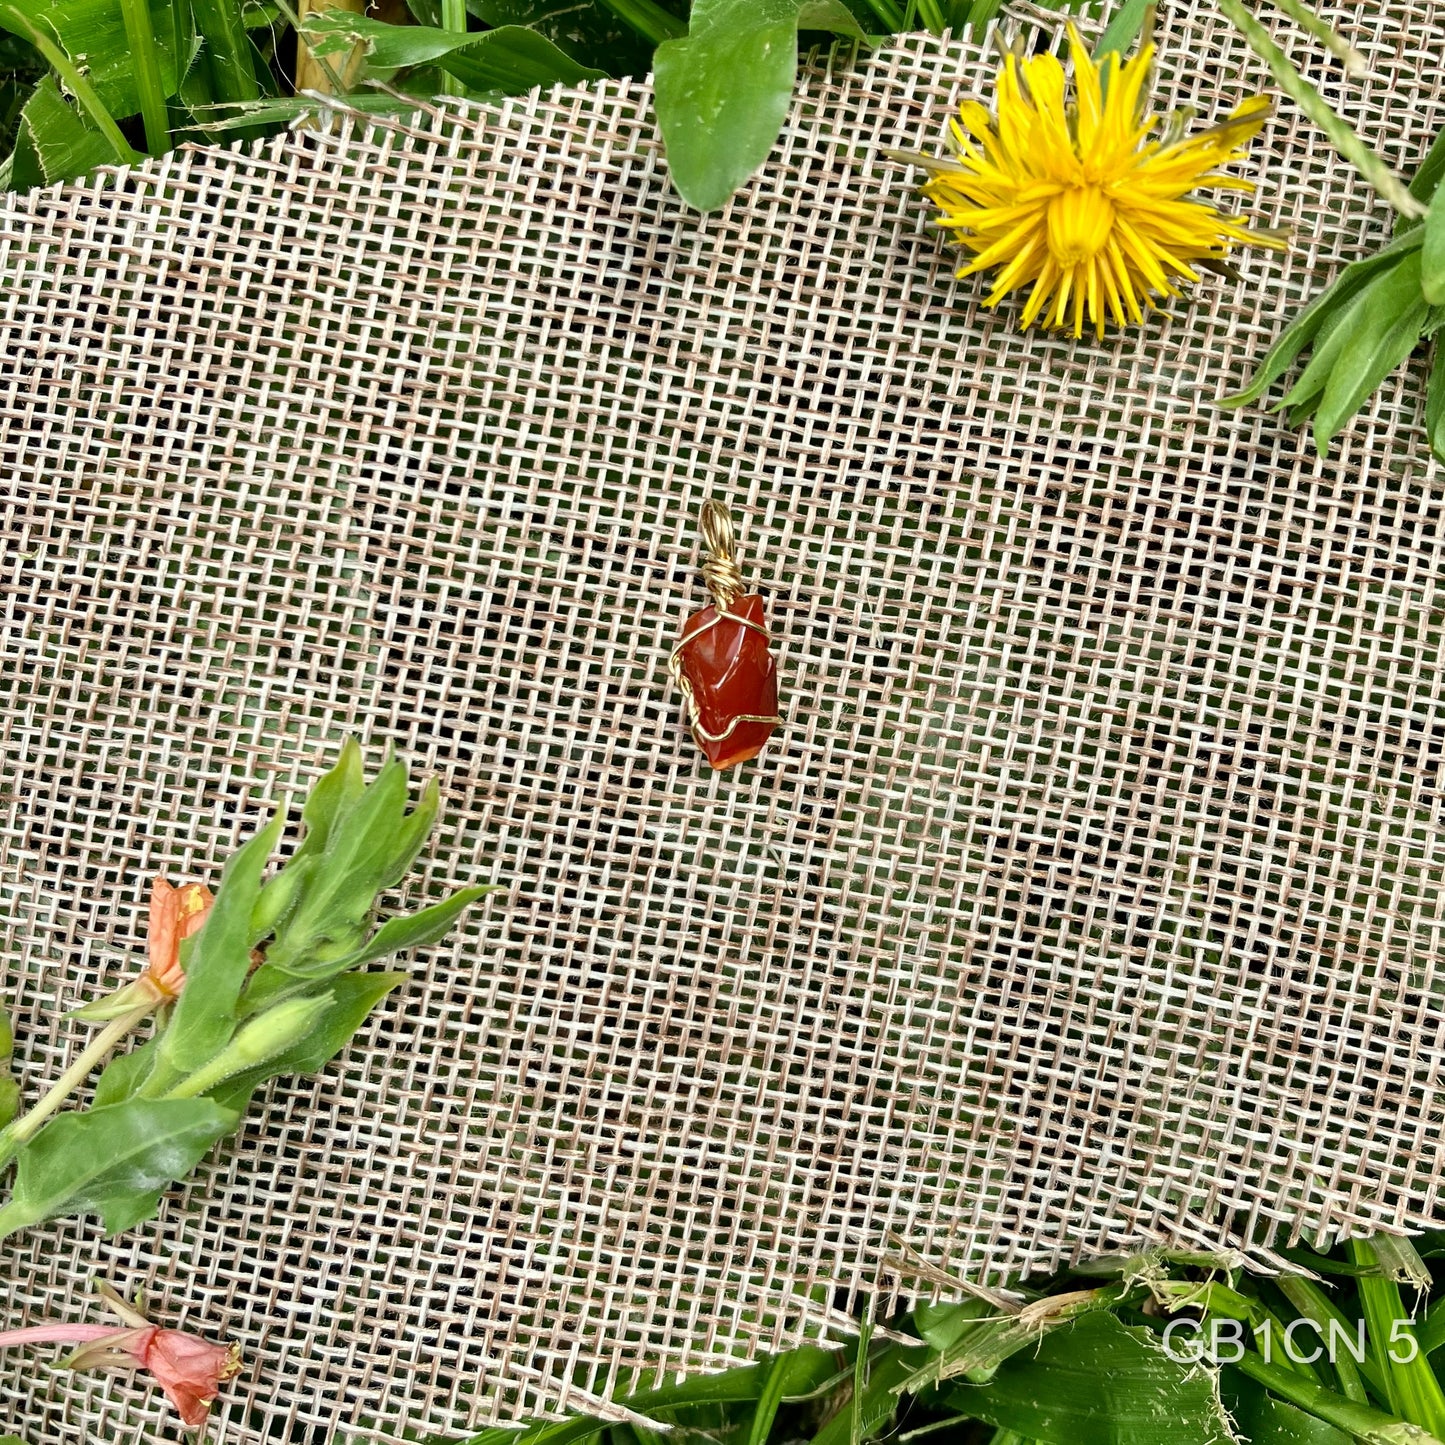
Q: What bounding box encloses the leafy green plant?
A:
[413,1233,1445,1445]
[0,742,492,1427]
[1220,0,1445,462]
[0,0,1076,204]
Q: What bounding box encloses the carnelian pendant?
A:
[669,500,781,770]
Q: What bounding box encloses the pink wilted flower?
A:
[0,1281,240,1427]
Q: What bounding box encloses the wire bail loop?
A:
[699,499,746,609]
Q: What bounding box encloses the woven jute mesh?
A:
[4,1,1445,1437]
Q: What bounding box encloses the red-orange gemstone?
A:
[675,593,779,770]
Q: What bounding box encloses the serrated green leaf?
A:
[155,810,283,1079]
[0,1098,236,1239]
[377,776,441,893]
[944,1314,1234,1445]
[10,74,130,188]
[654,0,863,212]
[289,737,366,871]
[265,754,408,957]
[0,0,191,123]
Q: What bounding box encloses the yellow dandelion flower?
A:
[916,25,1284,337]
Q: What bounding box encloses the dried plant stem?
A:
[295,0,366,95]
[1218,0,1426,219]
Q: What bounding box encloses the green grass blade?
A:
[439,0,465,93]
[117,0,170,151]
[190,0,261,105]
[744,1348,837,1445]
[1095,0,1148,60]
[1349,1240,1445,1438]
[1276,1276,1380,1402]
[851,1314,874,1445]
[1231,1346,1443,1444]
[1419,1293,1445,1359]
[590,0,685,42]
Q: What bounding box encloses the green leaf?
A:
[1224,1371,1354,1444]
[1423,189,1445,306]
[288,737,366,873]
[1314,252,1430,455]
[261,753,410,968]
[1221,233,1422,409]
[301,10,607,88]
[217,972,405,1097]
[0,0,192,125]
[0,1098,236,1239]
[93,1033,163,1108]
[1095,0,1148,62]
[1408,123,1445,211]
[467,0,661,73]
[8,73,134,188]
[1429,343,1445,465]
[653,0,863,212]
[190,0,261,108]
[157,810,283,1078]
[1276,276,1379,415]
[377,776,442,893]
[944,1314,1234,1445]
[250,884,496,998]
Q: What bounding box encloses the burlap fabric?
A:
[3,2,1445,1438]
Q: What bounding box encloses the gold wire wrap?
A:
[668,500,784,753]
[699,499,746,609]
